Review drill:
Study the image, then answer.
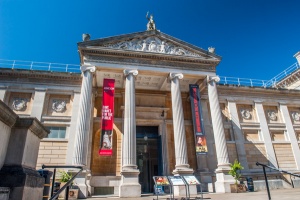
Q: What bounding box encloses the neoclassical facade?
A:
[0,30,300,198]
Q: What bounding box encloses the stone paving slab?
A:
[86,188,300,200]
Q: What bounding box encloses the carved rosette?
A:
[267,110,277,121]
[52,100,67,113]
[12,98,28,111]
[240,109,252,120]
[291,111,300,121]
[102,36,203,58]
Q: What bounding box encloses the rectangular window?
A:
[46,127,66,139]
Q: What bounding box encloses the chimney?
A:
[82,33,90,42]
[294,51,300,66]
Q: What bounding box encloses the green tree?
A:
[229,159,244,184]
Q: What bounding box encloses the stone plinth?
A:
[0,116,49,200]
[119,170,141,198]
[0,100,18,169]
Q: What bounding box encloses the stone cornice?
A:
[81,47,219,66]
[0,100,18,127]
[0,69,82,85]
[14,117,49,139]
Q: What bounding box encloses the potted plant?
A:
[58,170,79,199]
[229,159,246,193]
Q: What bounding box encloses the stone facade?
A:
[0,30,300,197]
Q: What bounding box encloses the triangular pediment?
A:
[78,30,221,61]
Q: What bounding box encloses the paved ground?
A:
[86,188,300,200]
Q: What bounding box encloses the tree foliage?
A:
[229,159,244,184]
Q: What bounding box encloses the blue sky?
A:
[0,0,299,80]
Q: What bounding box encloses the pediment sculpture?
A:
[52,100,67,113]
[291,111,300,121]
[240,109,252,120]
[267,110,277,121]
[103,36,203,58]
[12,98,28,111]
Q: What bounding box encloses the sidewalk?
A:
[86,188,300,200]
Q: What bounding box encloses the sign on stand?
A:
[153,176,171,200]
[182,176,203,200]
[168,176,188,200]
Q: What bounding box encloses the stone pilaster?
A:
[207,76,233,193]
[31,88,46,120]
[119,69,141,198]
[170,73,193,175]
[0,87,6,101]
[279,103,300,169]
[254,101,278,168]
[227,100,249,170]
[72,66,95,166]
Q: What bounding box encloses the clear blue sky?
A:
[0,0,299,80]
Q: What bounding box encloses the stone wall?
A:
[36,140,68,169]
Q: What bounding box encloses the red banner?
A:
[189,84,207,155]
[99,79,115,156]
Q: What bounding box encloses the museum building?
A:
[0,27,300,198]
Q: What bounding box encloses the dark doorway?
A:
[136,126,162,194]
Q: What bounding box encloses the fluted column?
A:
[170,73,193,174]
[72,65,95,166]
[122,69,138,169]
[207,76,230,172]
[119,69,141,198]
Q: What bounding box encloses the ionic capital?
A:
[124,69,138,77]
[207,75,220,83]
[169,73,184,80]
[80,65,96,73]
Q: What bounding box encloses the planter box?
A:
[230,184,247,193]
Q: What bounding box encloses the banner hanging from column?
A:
[99,79,115,156]
[189,84,207,155]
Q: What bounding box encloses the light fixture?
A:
[144,135,148,141]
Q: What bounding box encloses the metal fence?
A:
[0,59,81,73]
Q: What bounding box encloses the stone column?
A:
[169,73,193,174]
[31,88,46,120]
[169,73,194,196]
[279,103,300,169]
[72,65,95,166]
[227,100,249,170]
[119,69,141,198]
[207,76,233,193]
[255,101,278,168]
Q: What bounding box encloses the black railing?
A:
[256,162,300,200]
[42,165,83,200]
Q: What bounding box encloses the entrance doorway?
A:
[136,126,162,193]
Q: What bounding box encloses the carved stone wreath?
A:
[12,98,28,111]
[240,109,252,120]
[267,110,277,121]
[102,36,203,58]
[52,100,66,113]
[291,111,300,121]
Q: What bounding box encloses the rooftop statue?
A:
[146,12,156,31]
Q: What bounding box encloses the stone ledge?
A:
[13,117,49,139]
[0,100,18,127]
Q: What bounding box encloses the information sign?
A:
[183,176,200,185]
[153,176,170,186]
[168,176,185,186]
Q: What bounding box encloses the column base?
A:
[72,170,89,199]
[215,163,231,173]
[172,164,194,175]
[119,169,141,198]
[215,172,235,193]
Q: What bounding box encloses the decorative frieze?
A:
[52,100,67,113]
[240,109,252,120]
[12,98,28,111]
[267,110,277,121]
[103,36,204,58]
[291,111,300,121]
